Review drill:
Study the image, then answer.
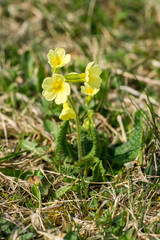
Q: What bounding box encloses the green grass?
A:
[0,0,160,239]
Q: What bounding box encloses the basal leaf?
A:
[0,217,15,235]
[0,151,26,163]
[19,232,35,240]
[111,123,142,165]
[55,185,72,199]
[55,121,69,161]
[21,140,49,161]
[32,185,41,202]
[64,231,78,240]
[37,63,45,92]
[82,127,100,161]
[92,160,106,182]
[43,119,59,139]
[23,51,34,79]
[0,168,23,178]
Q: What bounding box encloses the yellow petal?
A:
[59,107,76,120]
[63,102,70,109]
[42,90,56,101]
[81,83,99,96]
[63,82,71,95]
[47,50,58,68]
[47,48,71,69]
[88,76,102,89]
[55,48,65,58]
[63,54,71,65]
[86,61,94,71]
[42,77,55,88]
[55,91,67,105]
[90,65,102,76]
[42,74,70,104]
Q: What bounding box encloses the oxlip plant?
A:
[41,48,143,181]
[42,48,102,163]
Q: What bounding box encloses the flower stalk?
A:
[68,96,82,161]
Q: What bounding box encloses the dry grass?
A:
[0,0,160,239]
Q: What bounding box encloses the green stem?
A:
[68,96,82,161]
[52,68,60,73]
[65,79,85,83]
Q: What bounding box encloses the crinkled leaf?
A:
[55,185,72,199]
[111,123,142,165]
[55,121,69,161]
[92,160,106,182]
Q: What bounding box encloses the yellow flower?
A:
[85,61,102,89]
[47,48,71,69]
[42,74,70,104]
[59,102,76,121]
[81,83,99,96]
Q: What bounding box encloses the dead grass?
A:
[0,0,160,239]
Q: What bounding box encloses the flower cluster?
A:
[42,48,102,121]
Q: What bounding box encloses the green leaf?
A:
[21,140,49,161]
[0,168,23,178]
[8,228,35,240]
[37,63,45,92]
[55,121,69,161]
[32,185,41,202]
[81,127,93,156]
[39,181,51,196]
[75,156,98,169]
[15,133,24,153]
[23,51,34,79]
[111,123,142,165]
[19,232,35,240]
[0,151,26,163]
[82,127,100,161]
[88,197,99,210]
[112,210,127,227]
[64,231,78,240]
[0,217,15,235]
[92,160,106,182]
[24,199,35,208]
[58,164,79,175]
[43,119,59,139]
[120,228,136,240]
[55,185,72,199]
[0,168,33,181]
[21,140,39,152]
